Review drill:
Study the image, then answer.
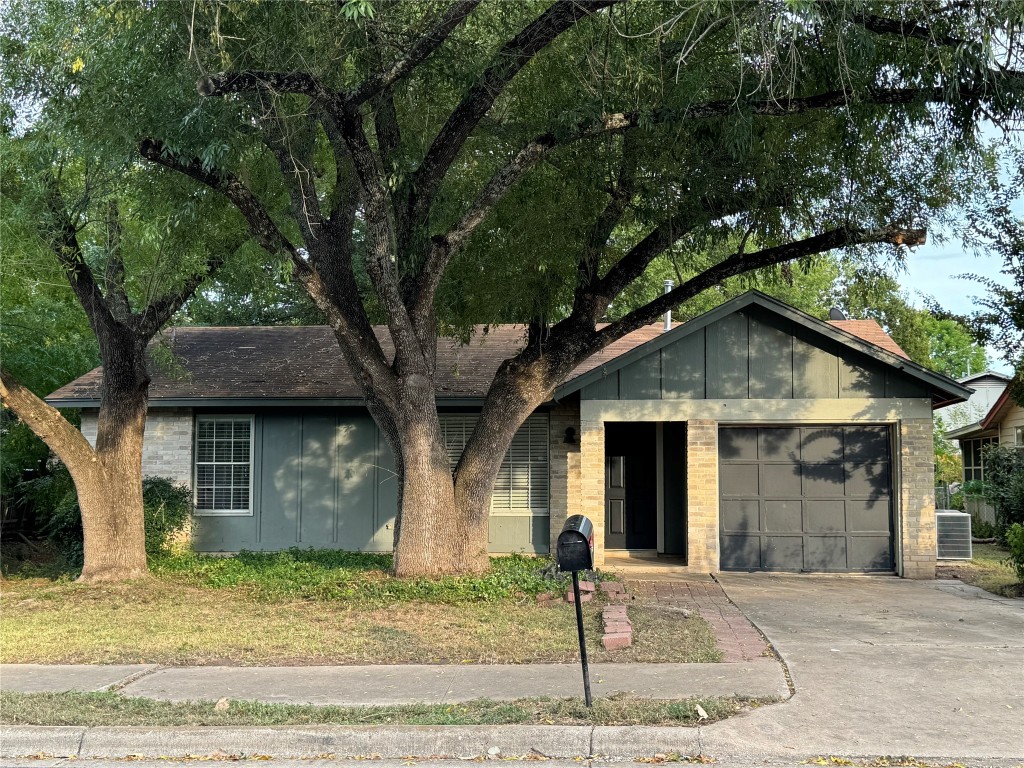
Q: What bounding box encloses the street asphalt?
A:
[1,575,1021,764]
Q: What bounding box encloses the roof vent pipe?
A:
[663,280,674,332]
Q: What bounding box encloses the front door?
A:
[606,455,627,549]
[604,422,658,549]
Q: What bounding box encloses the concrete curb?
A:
[1,725,593,760]
[0,724,701,760]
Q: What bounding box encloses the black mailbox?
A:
[557,515,594,573]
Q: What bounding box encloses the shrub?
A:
[17,465,192,565]
[1005,524,1024,583]
[970,515,999,539]
[980,445,1024,529]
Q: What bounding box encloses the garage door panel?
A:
[804,499,846,532]
[800,428,844,462]
[763,463,802,496]
[805,536,848,571]
[758,428,800,461]
[848,536,893,570]
[846,498,891,532]
[802,463,846,496]
[764,500,802,532]
[764,536,804,569]
[719,429,758,460]
[846,463,891,497]
[721,463,759,496]
[721,535,761,570]
[722,499,759,533]
[844,427,890,461]
[720,426,893,573]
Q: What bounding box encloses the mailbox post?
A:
[556,515,595,707]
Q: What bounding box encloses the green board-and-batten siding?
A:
[581,308,930,402]
[192,411,549,555]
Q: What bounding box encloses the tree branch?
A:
[41,177,119,340]
[347,0,483,105]
[140,138,299,257]
[599,225,927,343]
[0,368,97,474]
[197,70,339,106]
[405,0,623,237]
[102,200,132,323]
[577,73,1024,139]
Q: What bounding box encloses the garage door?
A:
[719,426,894,572]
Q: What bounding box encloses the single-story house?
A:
[946,385,1024,482]
[48,291,971,578]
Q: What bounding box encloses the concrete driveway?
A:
[703,574,1024,760]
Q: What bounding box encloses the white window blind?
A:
[194,416,254,515]
[439,413,549,515]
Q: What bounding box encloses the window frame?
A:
[961,436,997,483]
[1016,426,1024,446]
[193,414,255,516]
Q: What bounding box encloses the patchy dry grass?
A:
[0,690,772,727]
[936,543,1023,599]
[0,574,720,665]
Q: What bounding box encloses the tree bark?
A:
[383,382,480,576]
[0,367,150,582]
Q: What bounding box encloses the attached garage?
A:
[719,426,894,572]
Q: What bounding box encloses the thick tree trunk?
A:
[0,341,152,583]
[384,380,485,577]
[76,390,149,582]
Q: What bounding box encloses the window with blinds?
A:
[194,416,254,515]
[439,413,549,516]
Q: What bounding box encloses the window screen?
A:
[195,416,253,514]
[439,413,549,515]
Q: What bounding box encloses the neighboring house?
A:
[934,370,1010,432]
[946,387,1024,482]
[47,291,970,578]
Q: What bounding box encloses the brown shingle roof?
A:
[45,316,904,404]
[828,319,909,359]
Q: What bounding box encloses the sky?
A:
[898,194,1021,375]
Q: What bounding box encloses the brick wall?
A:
[548,403,581,553]
[899,417,936,579]
[685,419,720,572]
[579,417,606,565]
[80,408,194,489]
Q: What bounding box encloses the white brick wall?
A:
[79,408,194,489]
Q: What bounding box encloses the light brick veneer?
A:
[685,419,720,572]
[80,408,194,489]
[899,417,937,579]
[579,417,606,565]
[548,403,581,553]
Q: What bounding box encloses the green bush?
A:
[970,515,999,539]
[980,445,1024,529]
[1005,524,1024,584]
[17,465,192,564]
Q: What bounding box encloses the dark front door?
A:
[605,423,658,549]
[606,455,627,549]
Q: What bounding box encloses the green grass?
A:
[937,543,1023,598]
[0,549,720,665]
[0,690,771,727]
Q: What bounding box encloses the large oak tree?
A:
[6,0,1024,577]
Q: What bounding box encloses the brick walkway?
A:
[626,578,769,662]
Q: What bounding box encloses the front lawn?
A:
[0,550,721,665]
[0,690,770,727]
[936,543,1023,598]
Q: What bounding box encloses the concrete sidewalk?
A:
[0,660,789,704]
